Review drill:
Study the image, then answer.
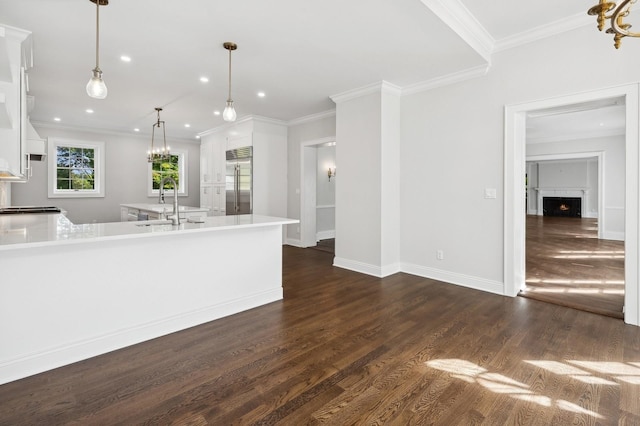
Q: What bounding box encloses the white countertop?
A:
[120,203,210,213]
[0,213,297,251]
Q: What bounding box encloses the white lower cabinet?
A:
[202,184,226,216]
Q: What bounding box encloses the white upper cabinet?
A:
[0,25,32,180]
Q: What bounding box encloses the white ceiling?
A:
[0,0,604,142]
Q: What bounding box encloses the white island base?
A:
[0,215,295,385]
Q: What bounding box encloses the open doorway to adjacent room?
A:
[521,98,626,318]
[505,84,639,325]
[300,138,336,256]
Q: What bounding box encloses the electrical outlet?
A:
[436,250,444,260]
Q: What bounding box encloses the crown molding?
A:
[31,121,197,144]
[494,12,593,52]
[197,114,288,138]
[287,109,336,127]
[330,81,402,104]
[420,0,494,62]
[402,64,490,96]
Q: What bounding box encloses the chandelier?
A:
[588,0,640,48]
[148,108,170,162]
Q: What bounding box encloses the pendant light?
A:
[222,42,237,122]
[86,0,108,99]
[148,108,170,162]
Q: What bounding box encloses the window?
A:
[48,138,105,198]
[147,149,188,197]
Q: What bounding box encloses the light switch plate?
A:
[484,188,497,199]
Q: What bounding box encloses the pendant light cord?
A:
[227,47,232,102]
[95,0,100,70]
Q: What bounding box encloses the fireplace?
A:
[543,197,581,217]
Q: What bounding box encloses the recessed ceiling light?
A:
[134,128,140,132]
[200,77,209,83]
[599,122,605,127]
[185,124,191,128]
[120,55,132,62]
[53,117,61,122]
[86,109,94,114]
[195,135,201,139]
[213,110,221,116]
[257,91,266,98]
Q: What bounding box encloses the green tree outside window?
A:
[56,146,96,190]
[152,154,180,190]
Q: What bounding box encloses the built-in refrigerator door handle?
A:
[235,164,240,213]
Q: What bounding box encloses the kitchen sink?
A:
[134,219,173,227]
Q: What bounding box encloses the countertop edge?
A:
[0,215,298,252]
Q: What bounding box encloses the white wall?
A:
[286,114,336,242]
[399,24,640,294]
[11,126,200,224]
[333,85,401,277]
[335,91,383,269]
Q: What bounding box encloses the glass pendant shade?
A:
[86,68,107,99]
[223,100,236,122]
[222,42,238,122]
[87,0,108,99]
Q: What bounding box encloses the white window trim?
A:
[48,138,105,198]
[147,148,189,197]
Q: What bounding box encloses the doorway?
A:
[300,137,336,255]
[504,83,640,325]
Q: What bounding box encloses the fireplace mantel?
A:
[533,188,588,216]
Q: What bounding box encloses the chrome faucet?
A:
[158,176,180,225]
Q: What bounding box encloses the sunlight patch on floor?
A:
[425,359,605,419]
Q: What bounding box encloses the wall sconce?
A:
[328,167,336,181]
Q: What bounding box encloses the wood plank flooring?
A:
[2,246,640,424]
[524,215,625,319]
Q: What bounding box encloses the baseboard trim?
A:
[333,257,400,278]
[603,231,625,241]
[0,289,283,386]
[316,230,335,241]
[401,263,505,295]
[285,238,304,247]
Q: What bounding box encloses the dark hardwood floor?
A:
[309,238,335,254]
[524,215,625,319]
[2,246,640,424]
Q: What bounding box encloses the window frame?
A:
[47,138,105,198]
[147,148,189,197]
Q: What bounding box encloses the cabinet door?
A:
[200,185,214,215]
[212,138,226,184]
[200,141,213,183]
[208,184,226,216]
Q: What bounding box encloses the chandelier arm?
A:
[612,0,640,36]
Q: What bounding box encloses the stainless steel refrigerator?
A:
[226,146,253,215]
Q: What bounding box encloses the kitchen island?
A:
[0,213,296,385]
